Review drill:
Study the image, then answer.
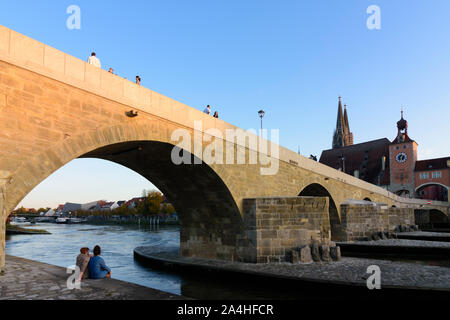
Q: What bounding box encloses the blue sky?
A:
[2,0,449,208]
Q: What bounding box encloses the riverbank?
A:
[6,225,50,235]
[134,246,450,299]
[0,255,187,300]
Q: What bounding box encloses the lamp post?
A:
[258,109,265,135]
[340,154,345,173]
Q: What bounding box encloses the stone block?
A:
[320,245,331,262]
[298,245,313,264]
[65,55,85,81]
[287,250,299,264]
[85,63,101,87]
[44,45,65,74]
[311,240,321,262]
[330,246,341,261]
[10,31,44,66]
[0,26,10,55]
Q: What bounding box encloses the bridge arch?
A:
[298,183,341,241]
[415,183,448,202]
[363,197,372,202]
[5,123,243,260]
[430,209,448,225]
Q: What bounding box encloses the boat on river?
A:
[12,217,27,223]
[55,217,69,224]
[67,218,86,224]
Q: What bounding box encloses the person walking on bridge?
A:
[87,52,101,68]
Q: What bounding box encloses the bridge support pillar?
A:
[0,214,4,273]
[0,181,5,273]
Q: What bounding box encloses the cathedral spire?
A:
[344,104,349,130]
[333,97,354,149]
[333,96,345,149]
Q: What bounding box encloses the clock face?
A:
[396,152,407,163]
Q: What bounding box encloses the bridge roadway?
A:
[0,26,448,270]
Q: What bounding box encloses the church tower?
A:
[332,97,354,149]
[388,109,418,197]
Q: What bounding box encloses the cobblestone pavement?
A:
[0,255,186,300]
[395,231,450,238]
[136,246,450,290]
[348,238,450,248]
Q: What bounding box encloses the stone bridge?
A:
[0,26,449,270]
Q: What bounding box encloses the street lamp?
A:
[340,154,345,173]
[258,109,265,134]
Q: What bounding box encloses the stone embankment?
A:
[0,255,186,300]
[134,246,450,292]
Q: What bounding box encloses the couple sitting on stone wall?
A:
[76,245,112,281]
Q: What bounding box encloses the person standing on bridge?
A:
[203,105,211,115]
[87,52,101,68]
[213,111,219,118]
[88,245,111,279]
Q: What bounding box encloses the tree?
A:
[137,191,163,216]
[161,203,175,215]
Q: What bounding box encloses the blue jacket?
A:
[88,256,111,279]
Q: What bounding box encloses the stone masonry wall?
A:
[0,181,6,272]
[340,203,415,241]
[238,197,330,263]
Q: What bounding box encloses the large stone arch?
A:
[4,123,243,261]
[298,183,342,241]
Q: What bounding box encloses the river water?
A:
[5,222,311,299]
[7,223,448,299]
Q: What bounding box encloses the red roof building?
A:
[320,99,449,201]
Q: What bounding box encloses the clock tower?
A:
[389,110,418,197]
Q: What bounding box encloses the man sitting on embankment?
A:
[88,245,112,279]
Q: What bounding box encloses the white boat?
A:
[13,217,27,223]
[36,217,54,223]
[55,217,69,224]
[68,218,83,224]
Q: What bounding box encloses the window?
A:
[432,171,442,179]
[403,145,408,149]
[419,172,429,179]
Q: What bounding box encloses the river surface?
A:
[6,223,449,299]
[5,222,313,299]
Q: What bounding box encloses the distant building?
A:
[320,99,449,201]
[332,97,354,149]
[110,201,126,210]
[62,202,82,214]
[125,197,145,209]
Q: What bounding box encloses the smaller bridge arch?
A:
[415,182,449,191]
[298,183,341,241]
[415,183,449,202]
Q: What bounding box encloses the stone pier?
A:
[340,201,415,241]
[0,178,6,273]
[238,196,331,263]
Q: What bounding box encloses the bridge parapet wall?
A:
[340,202,415,241]
[238,196,330,263]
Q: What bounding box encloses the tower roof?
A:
[344,104,350,131]
[397,109,408,131]
[333,96,353,149]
